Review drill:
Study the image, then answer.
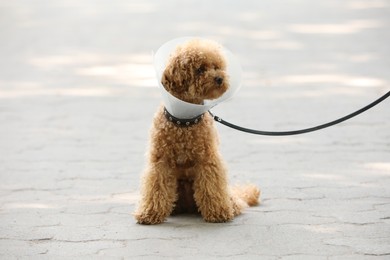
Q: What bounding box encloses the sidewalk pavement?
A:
[1,0,389,259]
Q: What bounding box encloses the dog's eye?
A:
[196,66,205,75]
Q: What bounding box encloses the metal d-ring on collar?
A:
[164,107,204,127]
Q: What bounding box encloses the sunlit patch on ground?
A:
[289,20,382,34]
[346,0,389,9]
[364,162,390,173]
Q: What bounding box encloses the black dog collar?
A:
[164,107,204,127]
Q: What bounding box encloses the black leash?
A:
[209,91,390,136]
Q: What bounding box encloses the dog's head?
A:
[161,39,229,105]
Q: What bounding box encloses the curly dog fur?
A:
[135,39,260,224]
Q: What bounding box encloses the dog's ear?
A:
[161,56,190,97]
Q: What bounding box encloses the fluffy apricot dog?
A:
[135,39,260,224]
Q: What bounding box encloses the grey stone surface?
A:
[1,0,389,259]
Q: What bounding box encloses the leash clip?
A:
[208,110,222,122]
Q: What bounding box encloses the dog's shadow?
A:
[148,212,250,228]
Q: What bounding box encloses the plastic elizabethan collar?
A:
[154,37,242,119]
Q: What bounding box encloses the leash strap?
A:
[209,91,390,136]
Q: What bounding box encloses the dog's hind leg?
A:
[172,179,198,215]
[134,161,177,225]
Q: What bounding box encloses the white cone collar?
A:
[154,37,242,119]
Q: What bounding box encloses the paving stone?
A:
[1,0,389,259]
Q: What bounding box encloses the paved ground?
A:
[1,0,389,259]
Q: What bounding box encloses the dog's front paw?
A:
[134,211,166,225]
[202,207,234,223]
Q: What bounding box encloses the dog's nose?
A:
[215,77,223,85]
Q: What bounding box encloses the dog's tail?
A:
[230,184,260,215]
